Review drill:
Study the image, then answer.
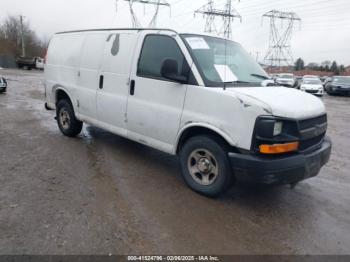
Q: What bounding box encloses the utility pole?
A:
[223,0,233,39]
[19,15,26,57]
[121,0,170,28]
[262,10,301,68]
[194,0,242,39]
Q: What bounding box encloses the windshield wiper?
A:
[225,80,251,85]
[223,80,257,89]
[250,74,269,80]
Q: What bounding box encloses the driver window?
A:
[137,35,187,81]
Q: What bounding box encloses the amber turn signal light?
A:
[259,142,299,154]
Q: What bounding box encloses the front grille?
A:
[298,114,327,130]
[298,114,327,152]
[306,90,319,94]
[299,134,324,151]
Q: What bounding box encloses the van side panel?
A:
[45,34,85,108]
[97,32,139,136]
[76,33,107,119]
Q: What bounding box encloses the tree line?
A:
[0,15,47,58]
[294,58,347,75]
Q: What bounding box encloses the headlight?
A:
[255,119,285,138]
[253,116,300,153]
[253,117,300,153]
[273,122,283,136]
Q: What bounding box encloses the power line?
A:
[194,0,242,39]
[118,0,170,28]
[237,0,350,19]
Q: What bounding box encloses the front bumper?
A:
[229,138,332,185]
[0,84,6,91]
[277,83,294,87]
[305,89,323,96]
[329,86,350,95]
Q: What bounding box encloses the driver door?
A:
[126,33,190,153]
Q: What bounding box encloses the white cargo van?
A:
[44,28,331,197]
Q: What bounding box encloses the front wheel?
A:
[179,136,234,197]
[56,99,83,137]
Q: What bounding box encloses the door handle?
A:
[130,79,135,96]
[99,75,104,89]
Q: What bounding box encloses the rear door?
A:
[96,31,139,136]
[126,32,191,153]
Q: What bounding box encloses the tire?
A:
[56,99,83,137]
[179,135,234,197]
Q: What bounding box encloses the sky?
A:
[1,0,350,65]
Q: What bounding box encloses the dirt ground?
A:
[0,69,349,255]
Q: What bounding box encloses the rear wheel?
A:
[179,135,234,197]
[56,99,82,137]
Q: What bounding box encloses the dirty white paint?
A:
[45,29,327,154]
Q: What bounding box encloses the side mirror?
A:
[161,58,188,84]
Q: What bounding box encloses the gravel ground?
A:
[0,69,349,255]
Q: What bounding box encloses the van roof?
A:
[56,28,178,35]
[55,28,235,43]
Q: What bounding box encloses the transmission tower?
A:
[262,10,301,68]
[120,0,170,28]
[195,0,242,39]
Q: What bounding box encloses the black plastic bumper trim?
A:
[228,137,332,185]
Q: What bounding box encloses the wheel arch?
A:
[54,86,73,105]
[175,123,238,155]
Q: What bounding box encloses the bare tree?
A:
[0,15,46,58]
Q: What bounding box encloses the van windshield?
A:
[304,79,322,84]
[181,34,269,87]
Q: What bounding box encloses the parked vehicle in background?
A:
[36,58,45,70]
[275,73,295,87]
[44,28,332,197]
[325,76,350,96]
[294,76,303,89]
[303,75,319,79]
[322,76,332,90]
[300,78,324,96]
[0,76,7,93]
[16,56,44,70]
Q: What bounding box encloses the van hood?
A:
[228,86,326,119]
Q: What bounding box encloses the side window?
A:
[137,35,188,81]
